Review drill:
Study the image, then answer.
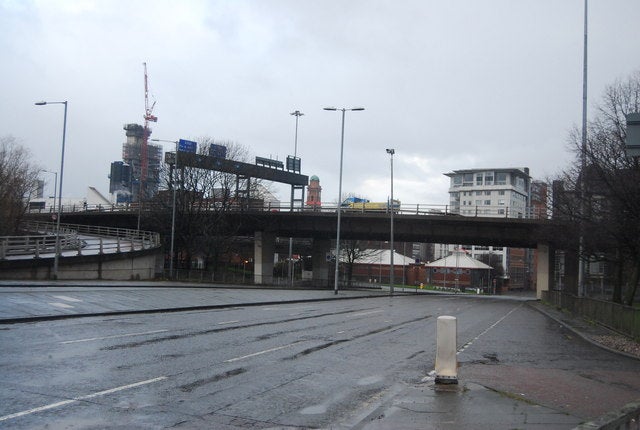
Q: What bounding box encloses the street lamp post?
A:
[41,170,58,213]
[289,110,304,286]
[151,138,179,280]
[35,101,67,280]
[578,0,589,297]
[386,148,395,295]
[324,106,365,294]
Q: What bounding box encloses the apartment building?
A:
[440,167,533,290]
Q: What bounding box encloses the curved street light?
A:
[323,106,365,294]
[35,100,67,279]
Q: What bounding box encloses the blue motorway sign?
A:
[178,139,198,153]
[209,143,227,159]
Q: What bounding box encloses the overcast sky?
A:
[2,0,639,206]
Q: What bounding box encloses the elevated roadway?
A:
[26,208,566,297]
[37,208,559,249]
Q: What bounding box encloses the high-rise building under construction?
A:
[121,123,162,202]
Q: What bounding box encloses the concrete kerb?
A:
[573,400,640,430]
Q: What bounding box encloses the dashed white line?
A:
[52,295,83,303]
[0,376,167,422]
[262,306,314,311]
[60,329,169,344]
[457,304,522,355]
[224,342,302,363]
[351,310,384,317]
[48,302,74,309]
[217,320,239,325]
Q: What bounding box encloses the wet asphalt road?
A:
[2,294,640,429]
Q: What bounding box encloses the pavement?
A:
[1,280,639,429]
[352,300,640,430]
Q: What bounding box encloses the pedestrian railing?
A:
[543,290,640,341]
[0,221,160,260]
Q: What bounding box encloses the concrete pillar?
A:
[254,231,275,285]
[312,239,331,287]
[536,243,550,300]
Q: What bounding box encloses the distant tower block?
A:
[306,175,322,207]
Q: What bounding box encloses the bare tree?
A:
[146,138,259,278]
[341,240,382,287]
[0,136,41,235]
[476,253,505,287]
[554,70,640,304]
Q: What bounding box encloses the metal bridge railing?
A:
[28,201,550,220]
[1,221,160,260]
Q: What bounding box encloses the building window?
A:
[476,175,483,185]
[484,191,491,196]
[499,190,505,195]
[498,199,505,205]
[476,191,482,196]
[484,200,491,205]
[496,172,507,185]
[475,199,482,205]
[485,173,493,185]
[498,208,505,214]
[463,173,473,186]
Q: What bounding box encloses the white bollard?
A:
[435,315,458,384]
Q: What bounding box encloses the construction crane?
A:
[141,62,157,201]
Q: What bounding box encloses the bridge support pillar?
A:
[312,239,331,287]
[254,231,275,285]
[536,243,554,299]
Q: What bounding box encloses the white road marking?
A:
[456,304,522,355]
[351,310,384,317]
[225,342,301,363]
[52,295,83,303]
[0,376,167,423]
[217,320,239,325]
[48,302,74,309]
[60,329,169,344]
[262,306,314,311]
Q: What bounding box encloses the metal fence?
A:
[542,290,640,340]
[0,221,160,259]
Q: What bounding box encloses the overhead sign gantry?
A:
[165,145,308,209]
